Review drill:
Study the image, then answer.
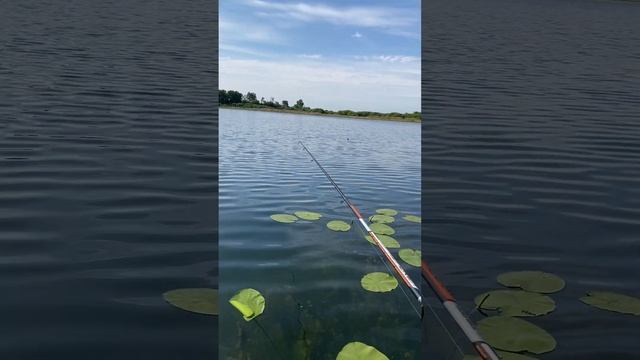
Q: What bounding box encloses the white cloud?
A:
[220,56,419,113]
[219,17,285,44]
[246,0,416,29]
[298,54,322,59]
[353,55,419,64]
[352,32,363,39]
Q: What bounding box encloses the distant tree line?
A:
[219,89,420,121]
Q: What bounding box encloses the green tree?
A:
[227,90,243,104]
[282,100,289,108]
[219,90,228,104]
[244,92,258,103]
[294,99,304,110]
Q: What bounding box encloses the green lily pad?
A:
[270,214,298,223]
[580,291,640,315]
[361,272,398,293]
[398,249,421,267]
[327,220,351,232]
[294,211,322,221]
[464,350,538,360]
[336,341,389,360]
[364,234,400,248]
[474,290,555,317]
[368,214,394,224]
[497,271,565,294]
[376,208,398,216]
[229,288,265,321]
[369,223,395,236]
[477,316,556,354]
[403,214,421,223]
[163,288,218,316]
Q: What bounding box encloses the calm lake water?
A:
[219,109,422,359]
[424,0,640,358]
[0,0,217,358]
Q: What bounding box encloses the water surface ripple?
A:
[220,109,421,360]
[423,0,640,358]
[0,1,218,358]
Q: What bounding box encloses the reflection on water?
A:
[219,109,421,359]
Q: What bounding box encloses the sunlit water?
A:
[424,0,640,358]
[219,109,421,360]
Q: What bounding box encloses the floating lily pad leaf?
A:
[580,291,640,315]
[336,341,389,360]
[294,211,322,221]
[369,223,395,236]
[398,249,421,267]
[163,288,218,316]
[403,214,421,223]
[270,214,298,223]
[229,288,265,321]
[365,234,400,248]
[376,208,398,216]
[497,271,565,294]
[474,290,555,317]
[361,272,398,293]
[464,351,538,360]
[327,220,351,232]
[368,214,394,224]
[477,316,556,354]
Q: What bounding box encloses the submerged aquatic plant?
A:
[229,288,266,321]
[580,291,640,315]
[398,249,421,267]
[364,234,400,248]
[497,271,565,294]
[474,290,555,317]
[477,316,556,354]
[360,272,398,293]
[375,208,398,216]
[294,211,322,220]
[327,220,351,232]
[163,288,219,316]
[270,214,299,223]
[336,341,389,360]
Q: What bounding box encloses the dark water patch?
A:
[424,0,640,357]
[0,0,217,358]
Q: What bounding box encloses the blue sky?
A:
[220,0,420,113]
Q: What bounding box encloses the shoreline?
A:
[220,105,421,123]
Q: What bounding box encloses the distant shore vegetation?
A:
[219,89,421,122]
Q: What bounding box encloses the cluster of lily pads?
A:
[464,271,640,359]
[268,207,421,358]
[158,207,422,358]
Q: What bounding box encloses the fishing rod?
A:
[421,261,499,360]
[299,141,422,304]
[299,141,500,360]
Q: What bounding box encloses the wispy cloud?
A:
[354,55,420,64]
[351,32,363,39]
[219,17,285,44]
[298,54,322,59]
[246,0,416,29]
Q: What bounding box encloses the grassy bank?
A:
[220,104,421,123]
